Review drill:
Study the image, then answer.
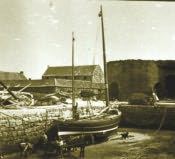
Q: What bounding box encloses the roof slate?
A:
[42,65,99,77]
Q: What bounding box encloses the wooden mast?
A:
[72,32,76,118]
[99,5,109,107]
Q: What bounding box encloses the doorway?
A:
[154,82,163,99]
[109,82,119,100]
[165,75,175,98]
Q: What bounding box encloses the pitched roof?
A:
[55,79,105,89]
[42,65,99,77]
[0,71,27,80]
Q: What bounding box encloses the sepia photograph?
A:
[0,0,175,158]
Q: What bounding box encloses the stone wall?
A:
[0,106,71,151]
[108,60,159,100]
[119,105,175,130]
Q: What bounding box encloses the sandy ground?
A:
[4,128,175,159]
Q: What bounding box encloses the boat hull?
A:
[49,110,121,137]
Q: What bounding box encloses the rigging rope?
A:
[154,107,167,134]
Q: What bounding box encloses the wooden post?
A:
[72,32,76,119]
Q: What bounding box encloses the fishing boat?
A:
[52,109,121,136]
[48,6,121,139]
[0,6,121,154]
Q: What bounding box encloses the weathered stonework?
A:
[108,60,175,100]
[0,106,72,151]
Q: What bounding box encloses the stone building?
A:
[42,65,104,83]
[2,79,105,94]
[0,65,105,96]
[1,79,56,93]
[0,71,27,80]
[107,60,175,100]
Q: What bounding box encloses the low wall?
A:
[118,105,175,130]
[0,106,72,152]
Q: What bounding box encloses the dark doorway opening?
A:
[165,75,175,98]
[154,82,163,99]
[109,82,119,100]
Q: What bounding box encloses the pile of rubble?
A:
[0,81,34,108]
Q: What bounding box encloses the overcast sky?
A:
[0,0,175,79]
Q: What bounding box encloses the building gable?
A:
[0,71,27,80]
[42,65,101,79]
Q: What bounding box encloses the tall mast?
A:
[99,5,109,107]
[72,32,76,118]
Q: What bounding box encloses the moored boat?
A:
[48,6,122,140]
[53,108,121,136]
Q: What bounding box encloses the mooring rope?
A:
[154,107,167,134]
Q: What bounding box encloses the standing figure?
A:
[79,145,85,159]
[19,142,33,158]
[56,136,64,158]
[79,135,86,159]
[73,102,79,120]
